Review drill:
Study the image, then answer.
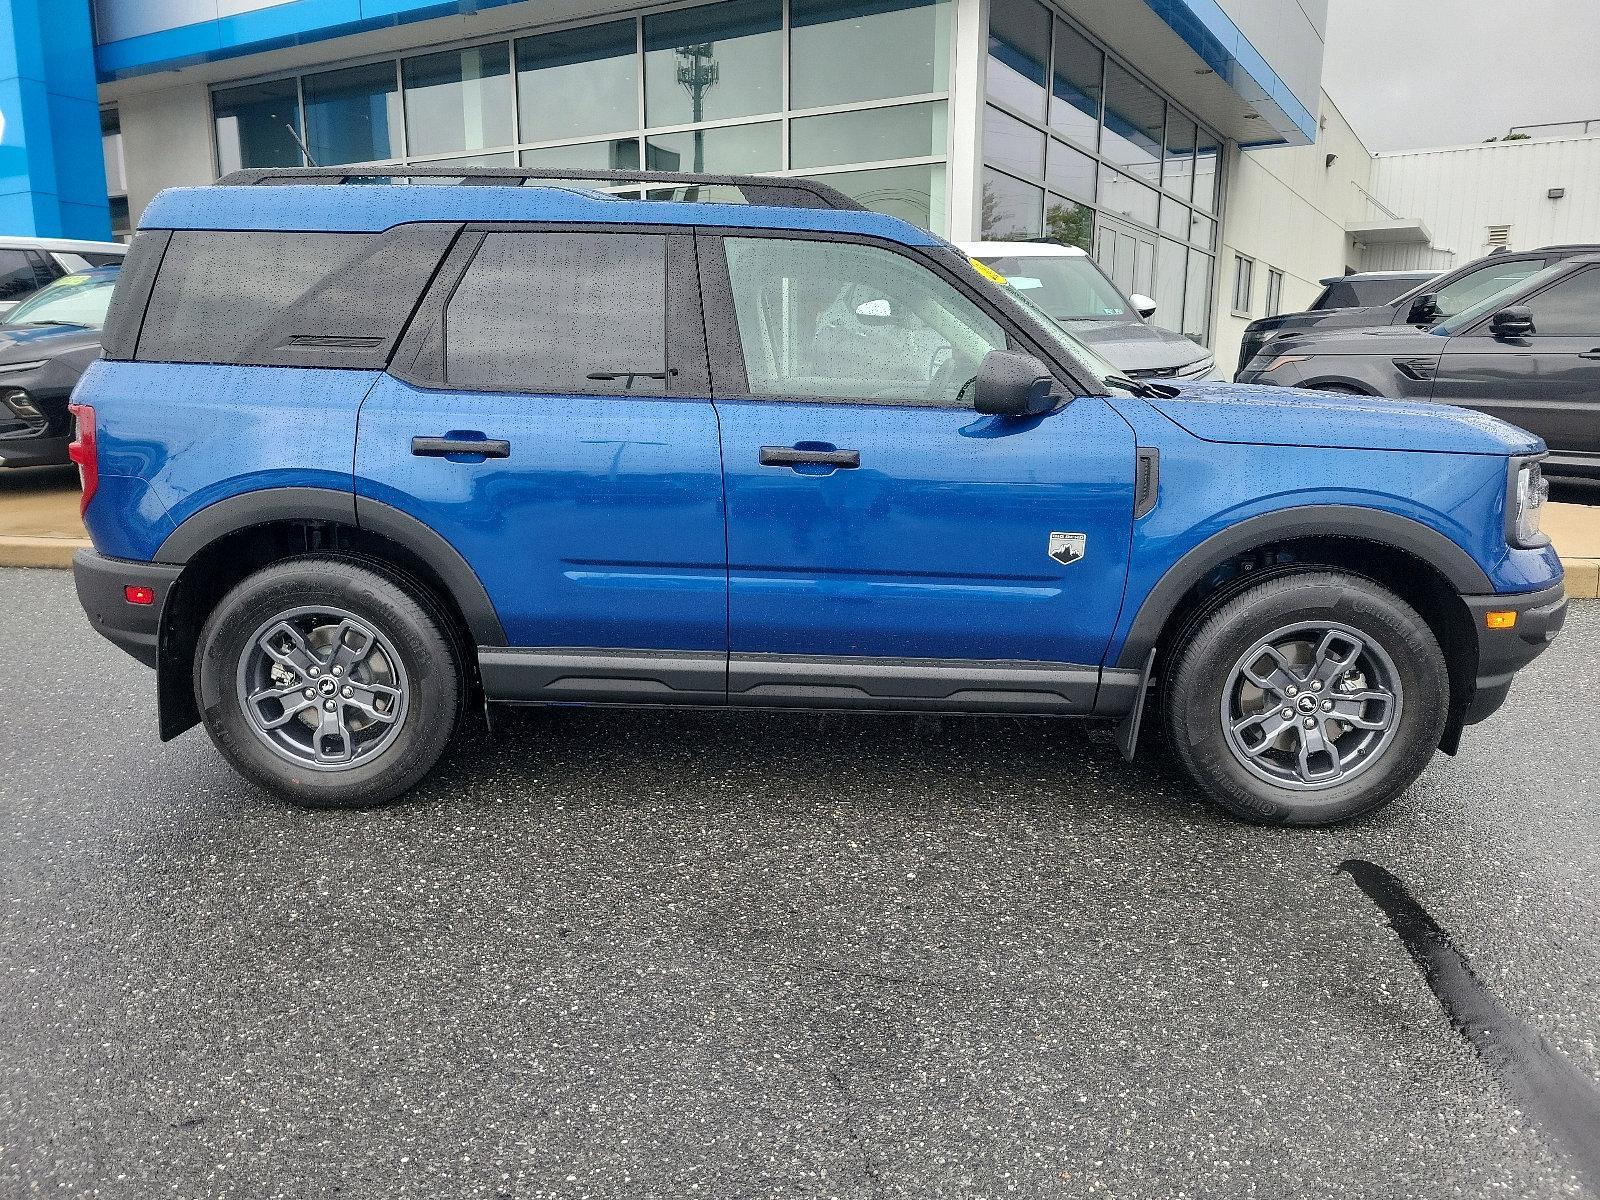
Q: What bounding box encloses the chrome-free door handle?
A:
[758,446,860,468]
[411,436,511,459]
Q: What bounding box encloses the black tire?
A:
[194,555,461,809]
[1163,569,1448,826]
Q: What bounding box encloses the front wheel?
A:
[1163,570,1449,826]
[194,555,461,808]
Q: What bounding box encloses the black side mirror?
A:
[973,350,1059,417]
[1407,292,1441,324]
[1490,305,1535,340]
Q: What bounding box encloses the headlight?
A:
[1175,356,1215,380]
[1507,457,1549,548]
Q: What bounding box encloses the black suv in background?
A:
[1310,269,1435,312]
[1235,245,1600,377]
[0,267,119,469]
[1237,253,1600,480]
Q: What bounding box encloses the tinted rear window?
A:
[137,231,373,364]
[443,231,667,394]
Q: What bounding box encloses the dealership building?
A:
[6,0,1329,349]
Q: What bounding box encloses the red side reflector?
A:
[124,585,155,606]
[67,402,98,517]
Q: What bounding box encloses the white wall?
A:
[118,82,215,223]
[1213,96,1370,374]
[1366,134,1600,266]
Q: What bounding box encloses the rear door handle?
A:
[412,435,511,459]
[1579,349,1600,360]
[759,446,860,468]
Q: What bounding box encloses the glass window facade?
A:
[211,0,953,232]
[981,3,1220,344]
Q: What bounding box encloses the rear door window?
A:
[443,231,668,394]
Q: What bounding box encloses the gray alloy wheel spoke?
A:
[1295,719,1343,783]
[1240,644,1301,697]
[342,687,399,726]
[314,702,353,764]
[1309,630,1364,687]
[247,684,318,730]
[1232,708,1293,753]
[259,622,318,677]
[1328,690,1396,731]
[328,620,377,674]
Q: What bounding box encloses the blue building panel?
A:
[1140,0,1318,143]
[94,0,537,81]
[0,0,111,239]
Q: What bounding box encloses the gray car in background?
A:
[960,240,1215,380]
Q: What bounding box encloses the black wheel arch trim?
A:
[153,486,507,646]
[1115,505,1495,670]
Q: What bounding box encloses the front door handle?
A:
[759,446,861,469]
[412,435,511,459]
[1578,349,1600,360]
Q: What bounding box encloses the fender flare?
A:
[1114,504,1493,670]
[154,486,506,646]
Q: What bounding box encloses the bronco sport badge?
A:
[1048,532,1086,565]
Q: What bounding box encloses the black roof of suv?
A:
[1235,244,1600,376]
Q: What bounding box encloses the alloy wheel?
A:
[1220,620,1402,791]
[235,605,410,772]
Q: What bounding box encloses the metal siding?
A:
[1369,136,1600,262]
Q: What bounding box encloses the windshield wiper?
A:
[1103,372,1164,398]
[26,320,87,328]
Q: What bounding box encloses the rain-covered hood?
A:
[1063,318,1212,374]
[1154,379,1541,456]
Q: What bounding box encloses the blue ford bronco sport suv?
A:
[70,166,1566,826]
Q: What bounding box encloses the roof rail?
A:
[214,166,866,211]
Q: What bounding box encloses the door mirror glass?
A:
[1489,304,1535,339]
[974,349,1058,416]
[1130,293,1157,319]
[1407,292,1440,324]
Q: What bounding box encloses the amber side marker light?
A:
[1485,611,1517,630]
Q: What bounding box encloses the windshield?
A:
[1433,261,1571,336]
[976,253,1132,322]
[5,271,117,329]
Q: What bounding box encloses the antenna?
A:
[284,122,320,168]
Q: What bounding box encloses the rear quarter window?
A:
[136,231,373,364]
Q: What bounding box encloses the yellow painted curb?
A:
[0,535,90,570]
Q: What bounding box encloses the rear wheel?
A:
[194,555,461,808]
[1163,570,1448,826]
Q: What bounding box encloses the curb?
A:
[0,535,90,570]
[1566,559,1600,600]
[2,534,1598,599]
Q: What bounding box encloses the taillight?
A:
[67,401,97,516]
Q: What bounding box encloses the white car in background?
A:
[960,240,1215,381]
[0,235,126,320]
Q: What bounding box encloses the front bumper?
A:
[73,549,181,668]
[0,433,70,468]
[1460,580,1568,725]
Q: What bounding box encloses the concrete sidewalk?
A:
[1,469,1597,595]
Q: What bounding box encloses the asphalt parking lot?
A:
[2,566,1597,1199]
